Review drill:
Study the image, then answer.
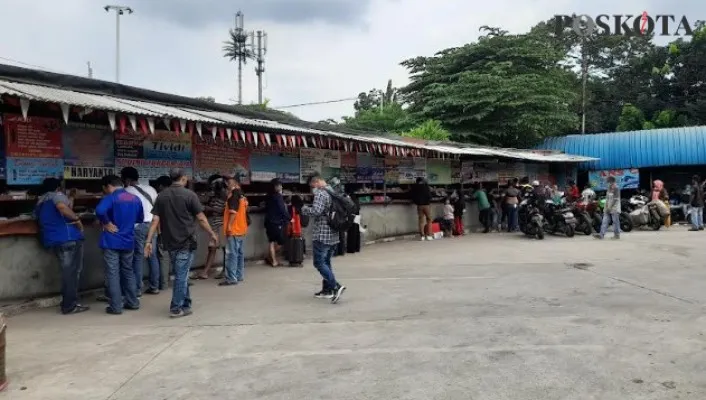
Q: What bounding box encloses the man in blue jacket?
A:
[96,174,144,315]
[35,178,89,315]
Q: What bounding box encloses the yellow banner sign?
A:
[63,166,115,180]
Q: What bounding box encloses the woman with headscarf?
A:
[652,179,670,227]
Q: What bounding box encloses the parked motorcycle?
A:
[542,200,577,237]
[518,198,545,240]
[592,197,634,233]
[571,200,595,235]
[626,194,663,230]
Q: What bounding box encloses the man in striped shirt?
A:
[196,175,227,279]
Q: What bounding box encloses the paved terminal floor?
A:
[3,228,706,399]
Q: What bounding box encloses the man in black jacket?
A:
[411,177,433,240]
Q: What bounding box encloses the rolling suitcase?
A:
[286,236,305,267]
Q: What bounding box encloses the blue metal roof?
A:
[539,126,706,171]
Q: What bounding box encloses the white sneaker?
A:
[426,236,434,241]
[420,236,426,241]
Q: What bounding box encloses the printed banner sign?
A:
[63,166,116,180]
[450,160,461,183]
[192,136,249,183]
[4,115,62,158]
[497,162,526,183]
[384,156,400,184]
[589,169,639,190]
[426,159,452,184]
[461,161,474,184]
[115,130,194,181]
[6,157,64,185]
[470,162,499,183]
[340,152,357,183]
[0,124,5,179]
[115,158,192,181]
[250,151,300,183]
[398,157,426,184]
[356,153,372,183]
[62,124,115,167]
[300,149,341,183]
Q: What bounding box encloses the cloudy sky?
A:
[0,0,700,122]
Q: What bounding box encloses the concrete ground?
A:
[3,227,706,400]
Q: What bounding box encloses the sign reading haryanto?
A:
[63,166,116,180]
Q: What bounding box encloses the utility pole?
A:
[104,5,133,83]
[232,12,254,105]
[254,30,267,105]
[580,35,588,134]
[87,61,93,78]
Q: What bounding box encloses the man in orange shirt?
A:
[221,176,249,286]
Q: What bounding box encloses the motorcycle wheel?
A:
[536,226,544,240]
[592,215,602,232]
[619,213,633,233]
[650,218,661,231]
[565,224,575,238]
[581,214,593,235]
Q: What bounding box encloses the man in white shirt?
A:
[121,167,160,295]
[581,185,596,203]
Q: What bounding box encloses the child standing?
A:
[443,197,455,237]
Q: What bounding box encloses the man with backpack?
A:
[302,174,351,303]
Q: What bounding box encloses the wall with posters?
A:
[115,130,193,181]
[497,162,526,183]
[192,136,249,183]
[426,159,452,184]
[249,149,299,183]
[299,148,341,183]
[340,152,357,183]
[398,157,426,184]
[4,115,64,184]
[62,122,115,179]
[384,156,400,184]
[0,120,5,179]
[588,169,639,190]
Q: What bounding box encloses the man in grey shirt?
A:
[596,176,621,239]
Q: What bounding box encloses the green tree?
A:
[401,120,450,141]
[353,79,399,113]
[400,27,578,147]
[616,104,646,131]
[343,102,415,133]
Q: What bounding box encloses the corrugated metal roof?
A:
[0,80,162,117]
[111,98,223,124]
[0,77,597,163]
[540,127,706,170]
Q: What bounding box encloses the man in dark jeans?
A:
[474,183,492,233]
[35,178,89,315]
[95,175,144,315]
[155,175,173,289]
[145,169,218,318]
[121,167,159,295]
[302,174,346,303]
[410,177,433,240]
[689,175,704,231]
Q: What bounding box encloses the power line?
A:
[0,56,66,74]
[274,97,358,109]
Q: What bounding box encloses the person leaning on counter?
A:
[34,178,89,315]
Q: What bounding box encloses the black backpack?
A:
[326,189,358,232]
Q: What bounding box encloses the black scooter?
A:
[518,198,545,240]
